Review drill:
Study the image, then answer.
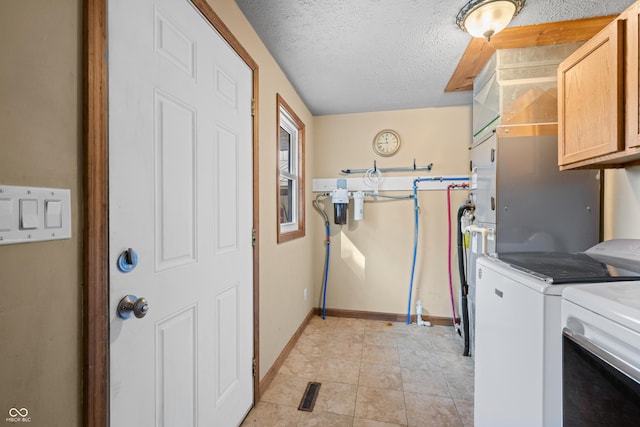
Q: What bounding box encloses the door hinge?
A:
[252,228,257,247]
[252,358,257,377]
[251,98,256,117]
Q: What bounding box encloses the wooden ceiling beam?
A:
[445,15,618,93]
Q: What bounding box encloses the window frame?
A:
[276,94,305,243]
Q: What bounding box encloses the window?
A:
[277,94,305,242]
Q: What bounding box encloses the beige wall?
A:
[206,0,316,380]
[313,106,472,319]
[0,0,82,425]
[604,166,640,238]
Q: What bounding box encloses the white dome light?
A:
[456,0,526,41]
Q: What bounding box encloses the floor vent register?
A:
[298,382,321,412]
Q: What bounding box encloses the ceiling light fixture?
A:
[456,0,526,41]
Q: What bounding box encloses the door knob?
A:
[117,295,149,319]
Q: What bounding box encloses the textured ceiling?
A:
[234,0,635,116]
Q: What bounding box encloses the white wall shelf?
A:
[312,175,469,193]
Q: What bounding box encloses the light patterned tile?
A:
[389,322,417,336]
[353,418,407,427]
[454,400,474,427]
[397,347,441,371]
[363,331,398,347]
[313,381,358,416]
[335,317,367,331]
[298,411,354,427]
[395,333,433,351]
[431,335,465,355]
[401,366,450,398]
[359,363,402,391]
[325,340,363,361]
[240,401,301,427]
[308,315,338,329]
[260,374,313,407]
[404,392,463,427]
[279,350,322,379]
[355,386,407,425]
[362,344,399,365]
[365,320,398,333]
[333,328,366,344]
[445,373,474,402]
[438,352,474,377]
[316,357,361,385]
[296,334,331,358]
[428,325,459,337]
[255,318,475,427]
[403,323,434,335]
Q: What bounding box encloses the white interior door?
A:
[108,0,254,425]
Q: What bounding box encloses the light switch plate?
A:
[0,199,12,231]
[0,185,71,245]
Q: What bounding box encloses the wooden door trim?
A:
[83,1,260,425]
[83,1,109,425]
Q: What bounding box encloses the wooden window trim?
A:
[276,94,305,243]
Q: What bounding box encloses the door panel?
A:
[154,90,197,269]
[216,126,240,252]
[108,0,253,425]
[156,306,197,426]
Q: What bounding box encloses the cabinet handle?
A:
[491,196,496,211]
[490,148,495,163]
[495,288,503,298]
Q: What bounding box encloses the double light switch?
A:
[0,185,71,245]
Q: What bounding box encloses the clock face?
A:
[373,130,400,156]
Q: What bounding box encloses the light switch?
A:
[0,199,12,231]
[20,199,39,230]
[45,200,62,229]
[0,186,71,245]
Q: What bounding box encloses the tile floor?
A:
[241,316,474,427]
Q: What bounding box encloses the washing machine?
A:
[474,239,640,427]
[562,281,640,426]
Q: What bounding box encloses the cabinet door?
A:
[558,20,625,166]
[627,4,640,149]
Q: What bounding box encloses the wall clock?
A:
[372,129,400,157]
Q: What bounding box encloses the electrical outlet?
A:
[304,288,308,301]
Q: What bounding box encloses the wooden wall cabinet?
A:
[626,3,640,151]
[558,2,640,170]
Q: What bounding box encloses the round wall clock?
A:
[372,129,401,157]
